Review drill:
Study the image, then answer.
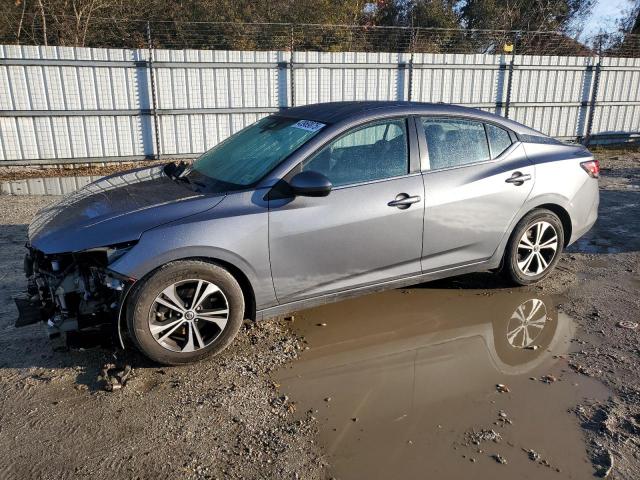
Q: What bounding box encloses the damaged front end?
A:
[15,243,136,349]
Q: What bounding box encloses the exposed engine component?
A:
[16,243,135,348]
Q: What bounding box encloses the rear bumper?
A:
[570,213,597,245]
[568,179,599,245]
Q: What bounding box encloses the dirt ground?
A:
[0,148,638,479]
[0,197,324,479]
[0,160,166,181]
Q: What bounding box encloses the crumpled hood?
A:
[29,165,224,254]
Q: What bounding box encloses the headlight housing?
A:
[105,243,136,265]
[79,241,137,267]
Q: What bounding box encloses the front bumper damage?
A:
[15,244,135,349]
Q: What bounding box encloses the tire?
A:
[126,260,245,365]
[501,209,564,286]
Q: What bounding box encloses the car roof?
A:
[279,101,544,136]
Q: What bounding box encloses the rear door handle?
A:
[388,194,421,209]
[505,172,532,185]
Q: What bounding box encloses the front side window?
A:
[301,119,408,187]
[186,116,324,193]
[422,118,490,170]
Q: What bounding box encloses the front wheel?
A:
[501,209,564,286]
[126,260,245,365]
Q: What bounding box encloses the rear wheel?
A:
[127,260,244,365]
[501,209,564,286]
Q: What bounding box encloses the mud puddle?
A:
[275,286,609,479]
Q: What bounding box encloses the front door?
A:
[419,117,534,272]
[269,118,424,304]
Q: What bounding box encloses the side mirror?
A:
[289,171,332,197]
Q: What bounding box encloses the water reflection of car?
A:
[276,289,576,480]
[280,290,569,378]
[17,102,597,364]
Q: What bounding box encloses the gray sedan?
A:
[18,101,599,364]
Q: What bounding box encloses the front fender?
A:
[113,244,257,289]
[108,189,276,310]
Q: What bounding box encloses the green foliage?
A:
[412,0,459,29]
[459,0,594,33]
[0,0,596,51]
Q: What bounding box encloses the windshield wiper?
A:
[180,177,207,189]
[169,164,212,192]
[163,161,188,179]
[163,161,207,191]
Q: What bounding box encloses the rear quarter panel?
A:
[520,142,599,244]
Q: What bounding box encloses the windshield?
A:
[184,116,325,193]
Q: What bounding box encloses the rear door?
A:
[419,117,534,272]
[268,118,424,304]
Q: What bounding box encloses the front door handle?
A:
[505,171,532,186]
[388,193,421,209]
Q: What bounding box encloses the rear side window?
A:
[422,118,490,170]
[302,119,408,187]
[486,124,512,158]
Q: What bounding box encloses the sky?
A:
[581,0,636,38]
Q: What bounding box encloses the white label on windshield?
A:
[292,120,325,132]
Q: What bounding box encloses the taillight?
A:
[580,159,600,178]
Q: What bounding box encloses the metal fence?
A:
[1,22,640,165]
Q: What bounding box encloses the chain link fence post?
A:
[407,28,417,102]
[146,21,161,160]
[289,24,296,107]
[584,37,603,146]
[504,32,518,119]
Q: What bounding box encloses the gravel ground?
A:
[0,198,324,479]
[0,147,638,479]
[562,150,640,479]
[436,149,640,478]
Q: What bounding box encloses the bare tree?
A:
[15,0,28,43]
[36,0,47,45]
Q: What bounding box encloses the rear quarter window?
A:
[486,124,512,158]
[518,134,562,145]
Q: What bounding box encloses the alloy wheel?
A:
[149,279,229,353]
[516,221,559,276]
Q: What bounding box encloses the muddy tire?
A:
[126,260,244,365]
[501,209,564,286]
